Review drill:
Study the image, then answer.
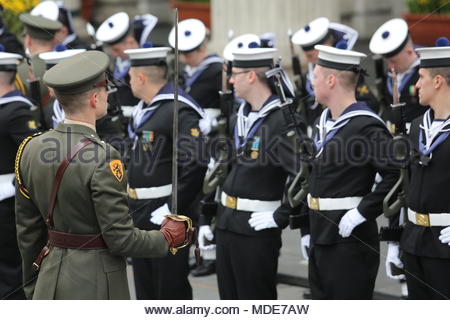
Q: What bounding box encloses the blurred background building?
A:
[5,0,447,69]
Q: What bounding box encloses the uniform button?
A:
[91,134,94,137]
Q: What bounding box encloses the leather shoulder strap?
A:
[46,138,93,228]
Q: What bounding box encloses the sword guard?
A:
[164,214,195,255]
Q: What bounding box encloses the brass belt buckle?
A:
[128,187,137,200]
[225,195,237,209]
[309,197,320,210]
[415,213,430,227]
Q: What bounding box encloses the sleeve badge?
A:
[109,160,124,182]
[356,85,369,95]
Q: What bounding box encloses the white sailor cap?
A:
[369,18,409,57]
[260,32,276,48]
[416,37,450,68]
[223,34,261,61]
[96,12,130,45]
[124,42,171,67]
[168,18,206,52]
[0,45,22,71]
[30,0,59,21]
[315,44,366,72]
[231,47,277,68]
[39,44,85,69]
[291,17,331,51]
[132,14,158,47]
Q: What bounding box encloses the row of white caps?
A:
[34,39,450,73]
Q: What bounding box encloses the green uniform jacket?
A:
[16,55,47,97]
[16,55,50,128]
[15,123,168,300]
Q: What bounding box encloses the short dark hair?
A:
[429,67,450,86]
[0,71,16,86]
[135,63,168,84]
[322,67,358,91]
[336,70,358,90]
[54,88,99,115]
[252,66,270,86]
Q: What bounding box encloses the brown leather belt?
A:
[48,230,107,249]
[32,139,110,271]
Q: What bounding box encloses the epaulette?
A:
[82,134,106,149]
[15,132,43,199]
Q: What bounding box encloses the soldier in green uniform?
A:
[30,0,89,50]
[15,50,192,300]
[16,13,62,129]
[39,45,124,145]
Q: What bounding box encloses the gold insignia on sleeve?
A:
[356,85,369,95]
[15,135,34,199]
[28,120,37,129]
[109,160,124,182]
[190,128,200,137]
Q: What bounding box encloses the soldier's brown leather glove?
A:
[160,215,195,255]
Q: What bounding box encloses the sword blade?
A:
[171,8,179,215]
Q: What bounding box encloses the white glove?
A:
[149,203,171,225]
[207,158,216,171]
[0,180,15,202]
[198,225,216,251]
[199,115,212,136]
[248,211,278,231]
[338,208,366,238]
[385,242,405,280]
[439,226,450,245]
[300,234,310,260]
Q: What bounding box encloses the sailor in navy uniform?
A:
[199,46,305,299]
[303,45,399,299]
[193,34,265,278]
[96,12,159,119]
[223,32,262,98]
[370,18,426,133]
[222,34,296,114]
[124,44,207,299]
[168,19,224,276]
[0,50,37,299]
[385,38,450,299]
[39,45,123,144]
[0,14,24,56]
[291,17,378,129]
[30,1,89,50]
[16,13,62,129]
[168,19,223,123]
